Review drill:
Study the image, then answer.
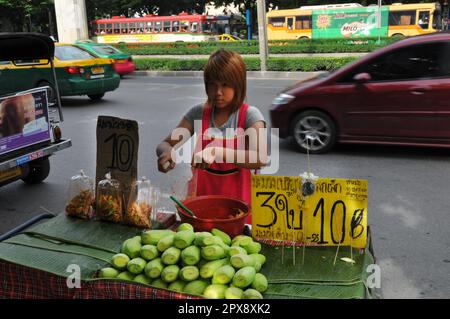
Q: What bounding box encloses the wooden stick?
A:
[333,241,341,266]
[350,229,354,262]
[292,227,296,266]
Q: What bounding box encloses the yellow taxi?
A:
[0,43,120,101]
[216,34,241,42]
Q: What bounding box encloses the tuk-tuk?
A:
[0,33,71,186]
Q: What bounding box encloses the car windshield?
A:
[91,45,121,55]
[55,45,95,61]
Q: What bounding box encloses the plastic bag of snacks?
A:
[96,173,123,223]
[124,177,153,228]
[65,170,95,219]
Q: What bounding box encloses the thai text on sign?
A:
[251,175,368,249]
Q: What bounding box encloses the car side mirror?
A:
[353,72,372,84]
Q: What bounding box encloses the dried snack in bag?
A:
[96,173,123,223]
[65,170,94,219]
[124,177,153,228]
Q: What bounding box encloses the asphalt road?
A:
[0,75,449,299]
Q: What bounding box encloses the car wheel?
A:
[88,93,105,101]
[391,33,405,39]
[37,80,56,105]
[22,157,50,184]
[291,110,337,154]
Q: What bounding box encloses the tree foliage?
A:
[0,0,54,32]
[0,0,446,33]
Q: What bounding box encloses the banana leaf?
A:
[4,234,114,263]
[0,242,108,280]
[264,281,367,299]
[259,244,374,284]
[23,214,142,253]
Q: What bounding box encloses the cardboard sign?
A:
[96,116,138,209]
[251,175,368,249]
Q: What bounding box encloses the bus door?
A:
[287,17,294,30]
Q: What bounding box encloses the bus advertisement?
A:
[312,6,389,39]
[267,2,442,40]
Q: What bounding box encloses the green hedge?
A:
[117,37,398,55]
[134,57,358,72]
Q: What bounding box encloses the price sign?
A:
[251,175,368,249]
[96,116,139,209]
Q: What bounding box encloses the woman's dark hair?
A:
[204,49,247,111]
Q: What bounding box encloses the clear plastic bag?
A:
[96,173,123,223]
[65,170,94,219]
[168,163,197,200]
[124,177,153,228]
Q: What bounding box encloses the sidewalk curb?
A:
[133,70,326,79]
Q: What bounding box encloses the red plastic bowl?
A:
[177,195,250,238]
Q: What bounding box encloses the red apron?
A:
[188,103,252,223]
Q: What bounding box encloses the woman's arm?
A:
[192,121,269,170]
[156,117,194,173]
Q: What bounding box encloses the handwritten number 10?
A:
[104,133,134,172]
[313,198,346,244]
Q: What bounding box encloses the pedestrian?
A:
[156,49,268,223]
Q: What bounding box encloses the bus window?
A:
[295,16,312,29]
[99,23,106,34]
[418,11,430,29]
[389,10,416,26]
[121,23,128,33]
[268,17,286,27]
[154,21,162,32]
[106,23,112,34]
[173,21,180,32]
[287,17,294,30]
[201,22,214,33]
[146,22,153,33]
[129,22,137,33]
[191,22,198,32]
[181,21,189,32]
[113,23,120,34]
[163,21,171,32]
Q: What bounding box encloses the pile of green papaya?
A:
[98,223,268,299]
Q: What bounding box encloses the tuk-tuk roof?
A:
[0,32,54,61]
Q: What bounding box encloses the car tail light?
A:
[64,66,84,74]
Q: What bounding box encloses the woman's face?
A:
[207,82,235,109]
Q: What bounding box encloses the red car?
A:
[270,32,450,153]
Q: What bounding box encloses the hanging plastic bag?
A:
[124,177,153,228]
[96,172,123,223]
[168,162,197,200]
[65,170,94,219]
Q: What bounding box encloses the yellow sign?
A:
[251,175,368,249]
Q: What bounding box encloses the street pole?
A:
[246,9,252,40]
[257,0,268,72]
[377,0,382,44]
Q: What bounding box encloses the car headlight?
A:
[272,93,295,107]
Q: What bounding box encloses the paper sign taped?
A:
[251,175,368,249]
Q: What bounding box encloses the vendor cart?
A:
[0,33,71,187]
[0,212,380,299]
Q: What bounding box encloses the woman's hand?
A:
[157,143,176,173]
[192,147,218,170]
